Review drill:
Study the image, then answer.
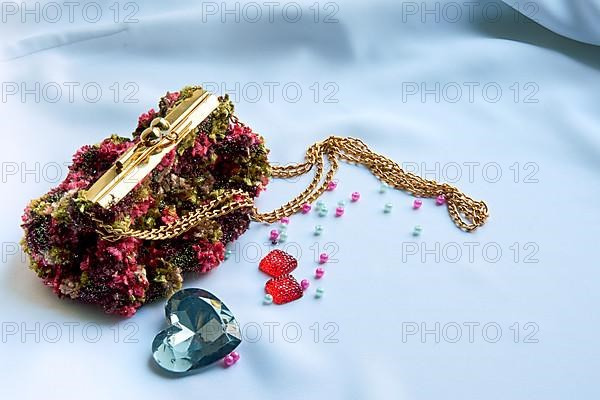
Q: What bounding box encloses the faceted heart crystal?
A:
[152,288,241,373]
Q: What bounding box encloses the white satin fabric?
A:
[0,1,599,399]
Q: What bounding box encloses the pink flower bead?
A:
[301,279,310,290]
[223,355,235,367]
[413,199,422,209]
[230,351,240,362]
[315,268,325,279]
[269,229,279,240]
[335,207,344,217]
[319,253,329,264]
[351,192,360,202]
[280,217,290,224]
[436,195,446,205]
[327,181,337,191]
[301,203,312,214]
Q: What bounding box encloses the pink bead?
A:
[230,351,240,362]
[301,279,310,290]
[327,181,337,191]
[269,229,279,240]
[301,203,312,213]
[413,199,422,209]
[351,191,360,202]
[315,268,325,279]
[319,253,329,264]
[280,217,290,224]
[436,195,446,205]
[223,355,235,367]
[335,207,344,217]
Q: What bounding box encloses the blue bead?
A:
[314,225,324,235]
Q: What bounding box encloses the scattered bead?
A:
[413,199,423,209]
[335,207,344,217]
[269,229,279,241]
[319,253,329,264]
[318,207,328,217]
[279,223,288,231]
[301,279,310,291]
[263,294,274,304]
[384,203,393,213]
[315,288,325,299]
[379,183,388,193]
[223,355,235,367]
[315,267,325,279]
[436,195,446,205]
[316,200,324,211]
[413,225,423,236]
[314,225,324,236]
[280,217,290,224]
[351,191,360,202]
[301,203,312,213]
[327,181,337,191]
[230,351,240,362]
[224,249,232,260]
[278,232,288,242]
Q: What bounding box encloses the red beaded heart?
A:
[259,249,298,277]
[265,275,303,304]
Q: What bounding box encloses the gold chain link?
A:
[92,136,488,241]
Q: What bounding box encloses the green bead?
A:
[412,225,423,236]
[314,225,324,235]
[316,200,324,210]
[224,250,232,260]
[337,200,346,207]
[379,183,388,193]
[279,224,288,231]
[264,294,273,304]
[315,288,324,298]
[384,203,393,213]
[318,207,328,217]
[279,232,288,242]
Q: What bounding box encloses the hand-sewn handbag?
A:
[21,86,489,316]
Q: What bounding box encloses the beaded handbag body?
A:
[21,87,271,316]
[21,86,489,316]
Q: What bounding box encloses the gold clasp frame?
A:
[83,89,220,208]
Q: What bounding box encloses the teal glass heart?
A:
[152,288,241,373]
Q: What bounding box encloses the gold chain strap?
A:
[93,136,488,241]
[92,189,255,241]
[252,136,488,231]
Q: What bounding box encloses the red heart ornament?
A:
[259,249,298,277]
[265,275,303,304]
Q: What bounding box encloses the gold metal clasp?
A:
[83,89,220,208]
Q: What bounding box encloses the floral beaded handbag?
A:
[20,86,489,316]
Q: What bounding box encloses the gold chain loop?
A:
[251,136,489,232]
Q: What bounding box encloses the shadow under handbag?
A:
[20,86,489,316]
